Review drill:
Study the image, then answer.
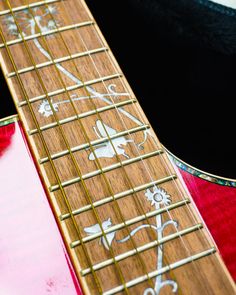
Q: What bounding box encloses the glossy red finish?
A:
[0,120,82,294]
[179,169,236,281]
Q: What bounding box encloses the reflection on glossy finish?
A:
[177,167,236,281]
[0,118,81,294]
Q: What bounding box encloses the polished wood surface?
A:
[0,1,235,294]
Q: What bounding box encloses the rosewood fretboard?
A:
[0,0,235,294]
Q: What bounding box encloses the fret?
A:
[70,198,190,248]
[0,21,94,48]
[103,248,216,295]
[18,73,122,106]
[60,174,177,221]
[29,98,137,135]
[0,0,60,16]
[81,223,203,276]
[7,47,108,78]
[49,149,163,192]
[39,124,150,164]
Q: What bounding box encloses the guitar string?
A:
[23,1,156,291]
[0,20,104,295]
[65,0,213,284]
[0,1,123,294]
[2,0,150,292]
[41,0,194,290]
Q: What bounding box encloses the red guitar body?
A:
[0,116,235,294]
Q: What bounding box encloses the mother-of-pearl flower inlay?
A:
[84,187,178,295]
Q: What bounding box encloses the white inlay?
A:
[88,120,133,160]
[84,188,179,294]
[84,218,115,250]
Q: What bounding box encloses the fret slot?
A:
[49,149,163,192]
[18,73,122,106]
[0,0,60,16]
[60,174,177,221]
[81,223,203,276]
[0,21,94,48]
[39,124,150,164]
[7,47,108,78]
[103,248,216,295]
[70,198,190,248]
[29,99,136,135]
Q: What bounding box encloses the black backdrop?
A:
[1,0,235,178]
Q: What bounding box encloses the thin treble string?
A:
[27,2,156,290]
[68,0,211,271]
[9,1,131,293]
[0,15,103,295]
[84,6,212,277]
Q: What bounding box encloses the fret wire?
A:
[36,2,160,290]
[39,124,150,164]
[103,248,216,295]
[7,47,108,77]
[49,149,164,192]
[81,223,203,276]
[28,98,137,135]
[70,199,190,248]
[0,10,103,294]
[0,21,94,48]
[18,73,122,106]
[0,0,60,16]
[60,175,177,221]
[19,2,130,292]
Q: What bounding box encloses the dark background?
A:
[1,0,235,178]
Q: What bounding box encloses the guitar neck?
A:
[0,0,234,294]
